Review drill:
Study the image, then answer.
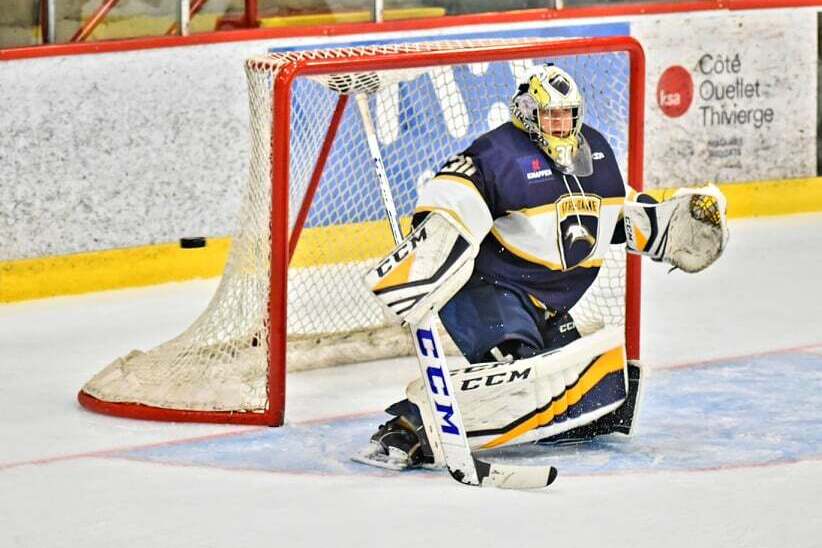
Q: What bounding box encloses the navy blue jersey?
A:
[416,121,626,315]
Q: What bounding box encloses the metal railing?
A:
[34,0,259,43]
[30,0,571,45]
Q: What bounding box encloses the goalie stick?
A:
[354,92,557,489]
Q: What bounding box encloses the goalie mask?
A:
[511,64,592,175]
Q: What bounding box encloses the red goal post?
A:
[78,36,645,426]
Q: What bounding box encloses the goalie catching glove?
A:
[365,211,478,326]
[624,183,729,273]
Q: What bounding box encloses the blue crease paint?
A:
[118,352,822,477]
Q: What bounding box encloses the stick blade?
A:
[483,462,558,489]
[447,459,557,489]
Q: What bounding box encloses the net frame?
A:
[78,36,645,426]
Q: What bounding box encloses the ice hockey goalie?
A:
[355,63,728,471]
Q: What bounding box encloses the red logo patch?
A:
[657,66,693,118]
[531,158,541,171]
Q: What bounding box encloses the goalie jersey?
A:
[416,121,627,314]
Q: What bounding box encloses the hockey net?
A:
[78,37,644,426]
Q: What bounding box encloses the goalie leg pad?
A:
[537,360,644,445]
[365,211,478,326]
[407,326,629,452]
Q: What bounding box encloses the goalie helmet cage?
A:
[78,36,645,426]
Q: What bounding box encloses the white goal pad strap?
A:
[365,211,477,326]
[407,326,627,456]
[624,183,729,273]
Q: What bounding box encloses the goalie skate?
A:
[352,442,419,471]
[351,414,436,471]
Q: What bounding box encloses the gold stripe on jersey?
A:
[489,196,624,270]
[416,173,493,240]
[480,346,626,449]
[431,173,485,200]
[414,205,472,236]
[518,196,624,218]
[491,225,604,270]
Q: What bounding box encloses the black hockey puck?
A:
[180,237,207,249]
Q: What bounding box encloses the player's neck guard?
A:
[558,135,593,177]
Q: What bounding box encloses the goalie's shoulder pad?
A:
[365,211,478,325]
[624,183,729,273]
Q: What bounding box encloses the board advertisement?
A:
[633,10,817,187]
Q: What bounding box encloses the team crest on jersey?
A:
[518,156,553,184]
[556,194,601,270]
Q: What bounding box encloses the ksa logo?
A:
[657,65,693,118]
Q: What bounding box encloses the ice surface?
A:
[1,214,821,547]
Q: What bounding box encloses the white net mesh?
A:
[81,40,636,419]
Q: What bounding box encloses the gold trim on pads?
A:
[480,346,626,449]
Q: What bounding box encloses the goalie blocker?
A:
[365,210,478,326]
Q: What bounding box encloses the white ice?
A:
[2,214,821,548]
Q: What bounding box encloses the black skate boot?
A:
[538,361,643,445]
[352,400,435,471]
